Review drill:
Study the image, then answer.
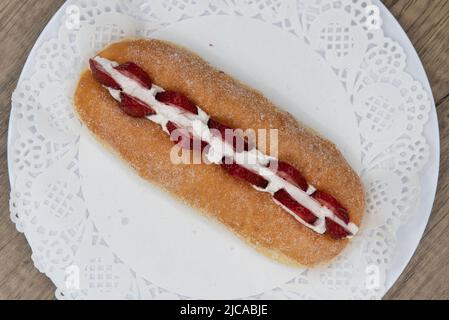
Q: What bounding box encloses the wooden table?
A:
[0,0,448,300]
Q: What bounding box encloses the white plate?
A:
[373,2,439,292]
[8,0,439,299]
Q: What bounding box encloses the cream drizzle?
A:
[93,56,358,237]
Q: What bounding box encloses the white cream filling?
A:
[94,56,358,236]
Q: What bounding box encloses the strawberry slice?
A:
[325,218,350,239]
[221,160,268,189]
[273,189,317,224]
[166,121,207,151]
[119,93,155,117]
[208,118,249,152]
[312,191,349,224]
[271,161,308,191]
[89,58,121,90]
[156,91,198,115]
[115,62,152,89]
[312,191,351,239]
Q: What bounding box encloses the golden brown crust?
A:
[74,39,365,267]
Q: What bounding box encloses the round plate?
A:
[8,0,439,298]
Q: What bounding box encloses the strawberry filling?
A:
[89,57,356,240]
[221,160,268,189]
[156,91,198,115]
[270,160,308,191]
[120,92,155,117]
[324,219,350,240]
[115,62,153,89]
[89,59,121,90]
[312,191,349,224]
[312,191,350,239]
[208,118,250,152]
[166,121,207,151]
[273,189,317,224]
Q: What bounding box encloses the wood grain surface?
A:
[0,0,448,300]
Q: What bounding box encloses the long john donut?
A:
[74,39,365,266]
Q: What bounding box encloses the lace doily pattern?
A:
[9,0,431,299]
